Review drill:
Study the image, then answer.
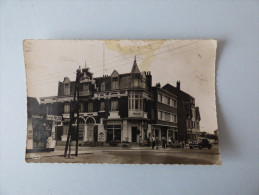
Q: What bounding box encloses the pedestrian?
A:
[152,135,155,150]
[155,136,159,150]
[162,136,166,149]
[147,135,150,147]
[168,137,172,147]
[181,142,185,149]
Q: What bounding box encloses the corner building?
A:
[40,58,152,145]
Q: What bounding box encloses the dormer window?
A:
[101,82,106,91]
[64,83,70,95]
[83,83,89,91]
[111,70,119,90]
[112,77,119,90]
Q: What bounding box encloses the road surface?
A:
[26,144,221,165]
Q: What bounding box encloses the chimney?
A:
[156,83,161,88]
[177,80,180,90]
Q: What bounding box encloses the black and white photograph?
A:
[24,40,220,164]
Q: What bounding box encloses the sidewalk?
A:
[25,145,172,159]
[25,148,93,160]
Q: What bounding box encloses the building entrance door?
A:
[132,127,137,142]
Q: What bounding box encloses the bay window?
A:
[128,91,143,110]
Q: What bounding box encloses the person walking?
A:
[168,136,172,147]
[155,136,159,150]
[181,141,185,149]
[162,136,166,149]
[152,135,156,150]
[147,135,150,147]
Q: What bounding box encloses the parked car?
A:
[189,139,212,149]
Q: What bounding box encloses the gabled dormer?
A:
[111,70,119,90]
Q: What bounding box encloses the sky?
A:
[24,40,217,133]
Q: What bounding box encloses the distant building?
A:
[151,83,178,143]
[162,82,201,142]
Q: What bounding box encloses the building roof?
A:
[131,57,141,74]
[162,83,194,101]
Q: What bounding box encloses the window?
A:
[171,114,177,123]
[112,77,119,89]
[162,112,165,120]
[165,112,170,121]
[100,101,105,111]
[46,104,52,114]
[111,100,118,111]
[101,82,106,91]
[158,111,162,120]
[167,97,170,105]
[133,77,139,87]
[158,93,162,102]
[63,122,69,135]
[192,108,196,118]
[83,83,89,91]
[170,99,177,107]
[88,102,93,112]
[64,83,70,95]
[106,125,121,142]
[162,95,169,105]
[79,103,84,113]
[128,91,143,110]
[64,104,70,114]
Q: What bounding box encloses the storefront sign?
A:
[32,115,43,119]
[128,111,143,117]
[47,115,62,121]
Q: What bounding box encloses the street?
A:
[26,144,221,165]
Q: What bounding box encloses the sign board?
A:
[128,110,143,118]
[47,115,62,121]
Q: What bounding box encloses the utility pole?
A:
[103,42,105,76]
[64,66,82,157]
[75,67,81,156]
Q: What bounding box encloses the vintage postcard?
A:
[24,40,220,164]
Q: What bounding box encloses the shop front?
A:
[26,115,58,153]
